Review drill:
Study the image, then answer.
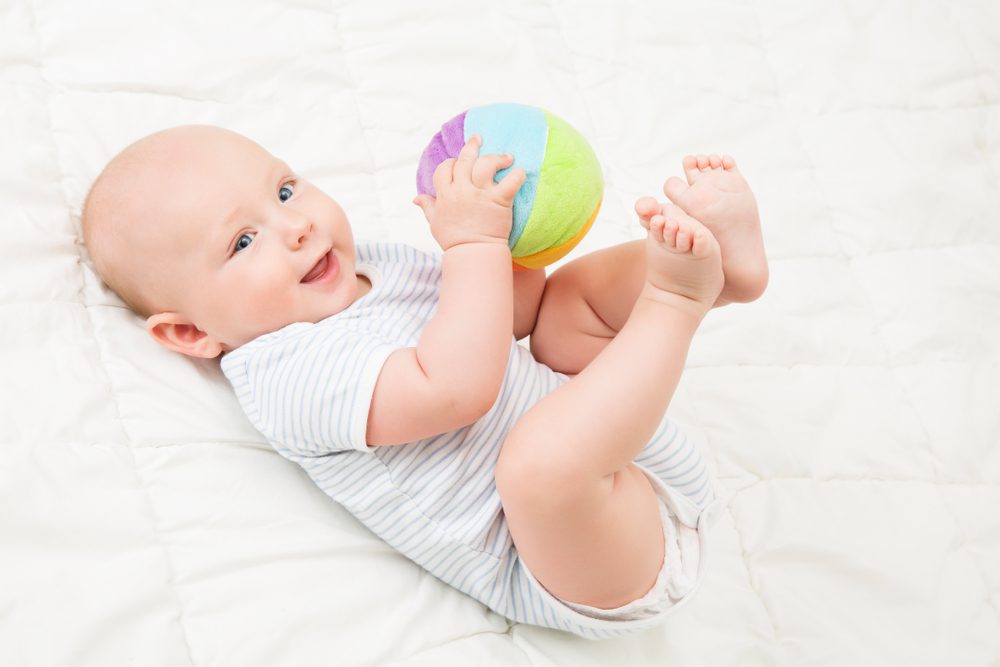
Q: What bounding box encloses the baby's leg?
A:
[529,240,645,375]
[531,239,732,376]
[495,206,722,609]
[533,205,722,395]
[533,155,766,376]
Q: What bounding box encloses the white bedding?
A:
[1,1,998,665]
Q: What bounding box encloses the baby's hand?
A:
[413,135,526,251]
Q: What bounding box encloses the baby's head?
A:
[82,125,370,358]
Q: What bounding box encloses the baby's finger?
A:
[453,134,481,182]
[472,153,514,188]
[432,158,456,194]
[494,166,526,204]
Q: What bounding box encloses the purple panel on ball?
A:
[439,109,469,153]
[416,110,468,197]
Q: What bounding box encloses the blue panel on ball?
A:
[464,103,547,248]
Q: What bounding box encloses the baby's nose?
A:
[281,211,312,246]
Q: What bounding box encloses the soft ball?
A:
[416,102,603,270]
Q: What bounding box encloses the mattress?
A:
[1,0,998,665]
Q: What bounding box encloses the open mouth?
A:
[301,249,337,284]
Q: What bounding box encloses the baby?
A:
[82,125,767,639]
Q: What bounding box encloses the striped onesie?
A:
[221,241,718,639]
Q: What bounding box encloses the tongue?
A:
[302,254,328,282]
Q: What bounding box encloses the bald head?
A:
[81,125,264,318]
[81,124,364,356]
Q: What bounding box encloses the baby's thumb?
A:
[412,194,434,219]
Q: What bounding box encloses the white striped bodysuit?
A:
[220,241,716,639]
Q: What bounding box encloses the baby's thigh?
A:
[530,240,646,373]
[495,445,664,609]
[540,239,646,333]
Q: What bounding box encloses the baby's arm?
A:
[513,267,546,340]
[366,136,526,446]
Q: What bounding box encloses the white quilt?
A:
[2,1,998,665]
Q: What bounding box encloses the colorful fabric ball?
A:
[416,102,603,270]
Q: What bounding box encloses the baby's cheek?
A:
[232,271,292,330]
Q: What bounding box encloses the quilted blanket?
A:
[1,1,998,665]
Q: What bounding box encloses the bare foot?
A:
[636,154,768,303]
[641,203,724,316]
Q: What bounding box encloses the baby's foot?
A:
[636,154,768,303]
[642,203,724,315]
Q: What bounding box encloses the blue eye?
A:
[232,231,255,254]
[279,183,295,202]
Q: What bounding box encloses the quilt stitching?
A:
[329,1,392,241]
[548,0,602,173]
[935,5,1000,624]
[24,0,201,663]
[751,0,1000,639]
[945,9,1000,622]
[680,378,784,651]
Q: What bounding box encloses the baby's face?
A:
[133,127,370,356]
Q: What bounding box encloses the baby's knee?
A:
[495,434,605,514]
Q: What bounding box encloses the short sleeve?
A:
[230,323,397,455]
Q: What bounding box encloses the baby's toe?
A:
[634,196,660,221]
[675,220,696,252]
[649,214,673,245]
[683,156,702,184]
[709,154,722,169]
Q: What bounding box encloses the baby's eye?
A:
[232,231,256,255]
[279,183,295,202]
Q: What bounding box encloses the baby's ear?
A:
[146,312,224,359]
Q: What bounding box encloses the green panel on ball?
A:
[511,111,603,259]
